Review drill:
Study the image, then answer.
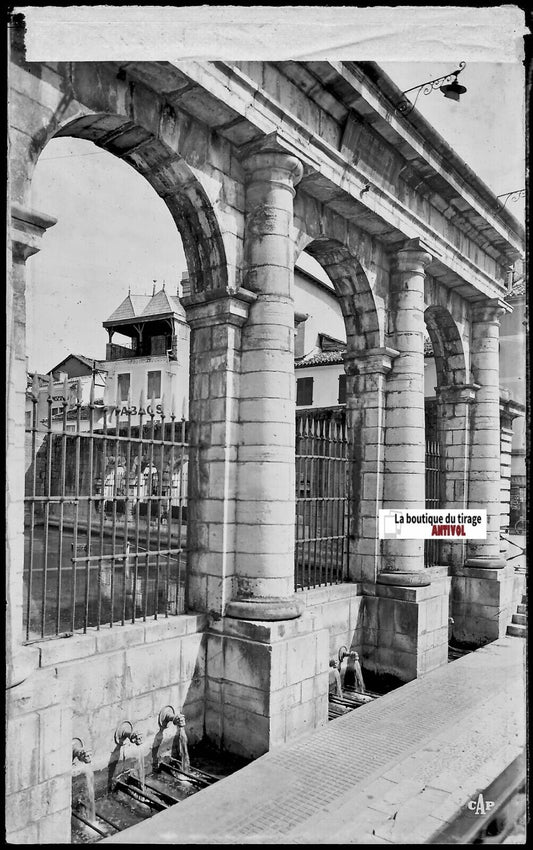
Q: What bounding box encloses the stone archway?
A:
[424,303,469,568]
[294,236,385,585]
[8,81,233,657]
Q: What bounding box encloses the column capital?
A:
[344,346,399,376]
[182,287,257,329]
[395,237,433,273]
[10,202,57,262]
[239,133,304,188]
[471,297,512,323]
[436,382,481,404]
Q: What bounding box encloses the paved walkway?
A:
[103,636,526,845]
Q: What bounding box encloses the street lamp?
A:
[396,62,467,116]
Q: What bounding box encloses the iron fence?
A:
[24,377,188,642]
[425,437,443,567]
[295,407,349,590]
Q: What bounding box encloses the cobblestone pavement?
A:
[103,636,526,845]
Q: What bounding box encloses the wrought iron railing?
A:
[295,407,349,590]
[425,437,443,567]
[24,376,188,642]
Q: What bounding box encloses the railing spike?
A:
[139,389,145,411]
[48,372,54,398]
[32,373,40,398]
[89,376,95,404]
[76,379,82,403]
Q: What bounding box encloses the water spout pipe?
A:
[114,720,143,747]
[72,737,92,764]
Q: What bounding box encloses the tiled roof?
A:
[104,289,185,324]
[140,289,185,319]
[104,294,151,323]
[295,350,345,368]
[49,354,107,374]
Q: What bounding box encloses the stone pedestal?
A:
[363,568,449,682]
[205,614,329,758]
[451,562,516,647]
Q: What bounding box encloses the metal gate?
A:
[24,378,188,642]
[295,407,349,590]
[425,437,443,567]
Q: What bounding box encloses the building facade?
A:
[7,40,525,843]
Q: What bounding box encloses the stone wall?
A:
[5,614,206,844]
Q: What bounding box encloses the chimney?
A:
[180,271,191,299]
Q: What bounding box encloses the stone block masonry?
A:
[5,615,207,844]
[205,613,329,758]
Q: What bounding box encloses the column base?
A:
[377,571,431,588]
[225,596,304,621]
[464,558,506,570]
[205,614,328,758]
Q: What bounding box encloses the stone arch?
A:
[424,305,467,388]
[45,113,228,295]
[297,236,382,352]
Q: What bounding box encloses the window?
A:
[338,374,346,405]
[117,373,130,402]
[296,377,313,407]
[147,370,162,399]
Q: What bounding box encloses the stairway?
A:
[507,594,527,638]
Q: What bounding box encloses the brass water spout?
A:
[114,720,143,747]
[72,737,92,764]
[158,705,185,730]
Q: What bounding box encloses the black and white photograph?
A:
[6,5,528,844]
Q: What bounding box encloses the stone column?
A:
[226,143,304,621]
[182,289,256,618]
[379,238,432,587]
[466,299,510,568]
[344,347,398,584]
[452,299,516,647]
[436,383,478,568]
[7,204,57,688]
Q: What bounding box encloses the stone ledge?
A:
[299,581,362,607]
[209,610,320,643]
[36,614,208,668]
[362,581,447,602]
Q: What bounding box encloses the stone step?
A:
[507,623,526,638]
[517,604,527,615]
[512,613,527,626]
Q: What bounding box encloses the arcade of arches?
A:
[7,36,525,843]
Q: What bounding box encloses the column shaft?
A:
[380,239,432,587]
[466,300,509,568]
[227,148,304,620]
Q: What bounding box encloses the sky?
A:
[25,59,526,373]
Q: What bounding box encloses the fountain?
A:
[70,714,250,843]
[114,720,146,790]
[72,738,99,835]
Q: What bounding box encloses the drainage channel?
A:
[71,716,250,843]
[327,645,386,720]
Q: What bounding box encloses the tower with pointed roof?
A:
[102,285,189,417]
